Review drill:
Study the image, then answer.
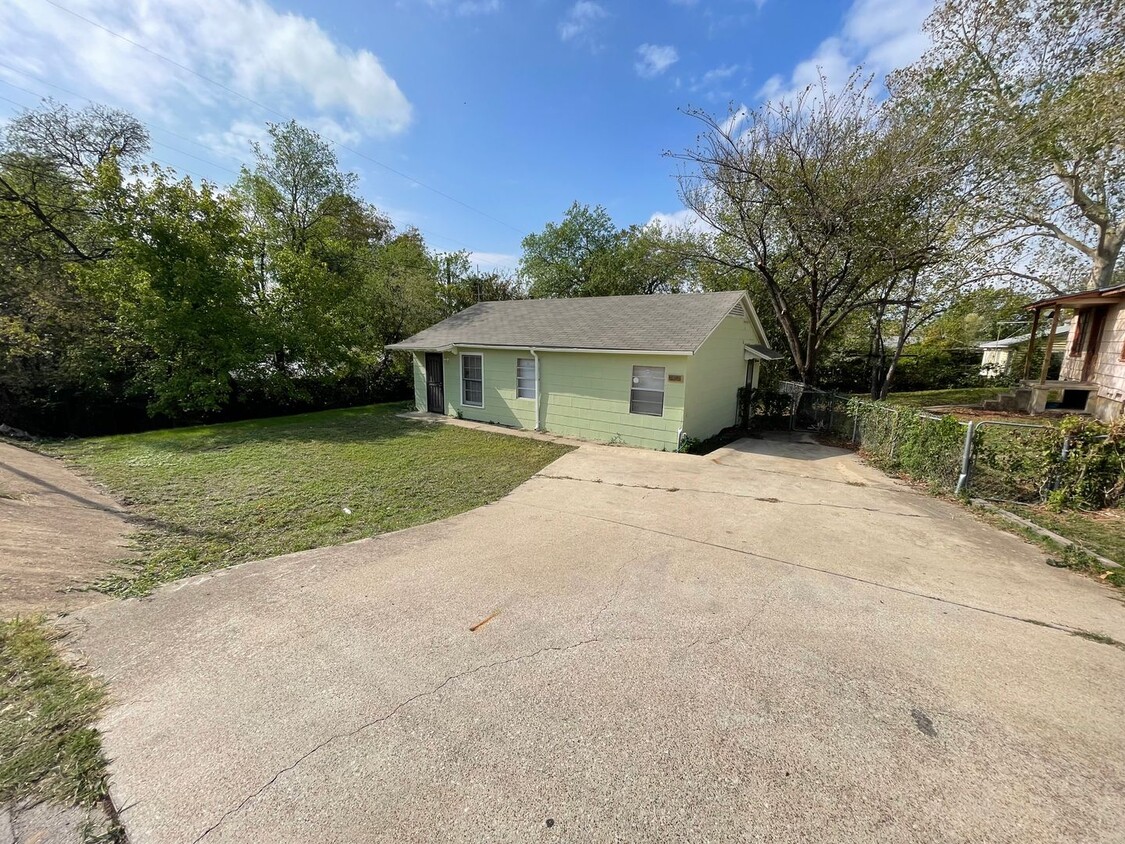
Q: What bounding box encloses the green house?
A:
[388,291,780,451]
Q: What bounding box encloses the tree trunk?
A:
[1089,228,1124,289]
[878,304,913,400]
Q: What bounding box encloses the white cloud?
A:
[455,0,501,13]
[635,44,679,78]
[719,105,750,136]
[196,119,270,164]
[0,0,413,138]
[412,0,501,15]
[468,251,519,270]
[680,63,744,99]
[647,208,711,235]
[559,1,608,48]
[696,64,740,88]
[756,0,932,101]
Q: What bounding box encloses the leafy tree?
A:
[0,100,147,263]
[106,169,256,415]
[897,0,1125,290]
[234,120,393,387]
[520,202,696,298]
[677,75,949,385]
[0,101,149,430]
[434,250,524,315]
[918,287,1034,348]
[520,202,620,297]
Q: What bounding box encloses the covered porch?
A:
[1020,285,1125,414]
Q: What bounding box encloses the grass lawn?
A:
[1009,505,1125,567]
[0,618,110,809]
[47,403,571,596]
[883,387,1008,408]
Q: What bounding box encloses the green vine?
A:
[846,398,1125,510]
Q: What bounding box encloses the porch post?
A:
[1039,307,1060,383]
[1023,307,1041,380]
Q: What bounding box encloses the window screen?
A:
[516,358,536,399]
[629,365,665,416]
[462,354,483,406]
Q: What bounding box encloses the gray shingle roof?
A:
[387,292,749,354]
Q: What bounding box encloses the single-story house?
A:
[978,325,1070,377]
[1021,283,1125,421]
[387,291,781,451]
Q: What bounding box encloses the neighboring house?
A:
[1022,284,1125,421]
[978,325,1070,377]
[388,291,780,451]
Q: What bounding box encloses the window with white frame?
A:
[629,365,665,416]
[516,357,536,399]
[461,354,483,406]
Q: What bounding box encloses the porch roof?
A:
[1025,283,1125,311]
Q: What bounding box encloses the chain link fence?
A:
[773,382,1114,506]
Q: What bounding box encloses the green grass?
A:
[883,387,1007,408]
[973,507,1125,590]
[0,618,109,807]
[1008,505,1125,567]
[47,403,572,596]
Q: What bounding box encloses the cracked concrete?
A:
[66,434,1125,843]
[192,637,604,844]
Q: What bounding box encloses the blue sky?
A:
[0,0,933,273]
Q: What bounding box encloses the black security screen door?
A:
[425,353,445,413]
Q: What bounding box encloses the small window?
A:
[630,365,665,416]
[516,357,536,399]
[462,354,483,406]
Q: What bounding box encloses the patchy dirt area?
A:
[0,442,131,618]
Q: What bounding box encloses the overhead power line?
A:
[40,0,528,238]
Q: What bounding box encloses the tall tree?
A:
[105,169,257,415]
[898,0,1125,290]
[520,202,620,297]
[234,120,391,383]
[676,75,949,385]
[0,101,149,431]
[520,202,696,298]
[0,100,147,263]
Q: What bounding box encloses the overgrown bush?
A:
[971,423,1063,503]
[1052,417,1125,510]
[848,398,1124,510]
[847,399,966,488]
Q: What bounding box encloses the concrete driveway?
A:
[67,434,1125,843]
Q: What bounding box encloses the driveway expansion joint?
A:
[511,499,1125,651]
[534,473,928,519]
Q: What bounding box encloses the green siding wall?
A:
[539,352,687,450]
[449,348,538,429]
[412,353,427,410]
[408,304,761,451]
[413,348,687,450]
[682,314,759,439]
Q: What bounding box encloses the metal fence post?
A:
[954,420,976,496]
